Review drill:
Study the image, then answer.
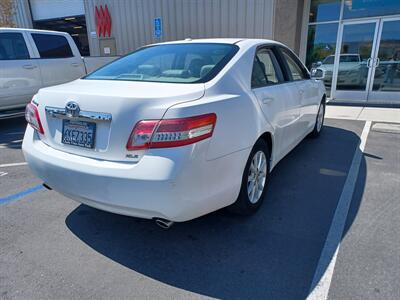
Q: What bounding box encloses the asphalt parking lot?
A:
[1,116,399,299]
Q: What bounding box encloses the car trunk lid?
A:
[36,79,204,162]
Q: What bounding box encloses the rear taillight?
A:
[25,102,44,134]
[126,113,217,150]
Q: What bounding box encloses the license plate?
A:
[62,120,96,149]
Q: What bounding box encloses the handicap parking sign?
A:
[154,18,162,38]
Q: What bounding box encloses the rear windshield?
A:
[84,43,239,83]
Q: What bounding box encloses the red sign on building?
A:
[95,5,112,37]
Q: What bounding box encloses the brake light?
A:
[126,113,217,150]
[25,102,44,134]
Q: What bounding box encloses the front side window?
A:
[32,33,73,59]
[251,48,282,88]
[0,33,29,60]
[281,49,308,81]
[85,43,239,83]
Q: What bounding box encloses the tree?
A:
[0,0,16,27]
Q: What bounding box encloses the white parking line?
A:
[0,139,23,149]
[0,138,23,146]
[307,121,372,300]
[0,162,28,168]
[0,139,23,144]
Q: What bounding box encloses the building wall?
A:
[299,0,311,62]
[13,0,32,28]
[11,0,306,58]
[273,0,305,54]
[85,0,276,56]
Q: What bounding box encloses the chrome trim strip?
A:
[45,106,112,122]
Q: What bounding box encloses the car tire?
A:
[309,97,326,138]
[228,139,270,215]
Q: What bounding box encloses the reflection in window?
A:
[306,23,339,96]
[343,0,400,19]
[372,20,400,92]
[309,0,341,23]
[336,23,375,91]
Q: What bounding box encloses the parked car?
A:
[310,53,384,88]
[0,28,117,118]
[22,39,326,228]
[311,54,365,86]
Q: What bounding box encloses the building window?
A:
[343,0,400,19]
[306,23,339,96]
[306,23,339,69]
[309,0,341,23]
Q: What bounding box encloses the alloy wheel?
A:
[247,150,267,204]
[317,103,325,132]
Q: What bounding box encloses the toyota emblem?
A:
[65,101,80,118]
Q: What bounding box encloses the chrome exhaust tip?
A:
[154,218,174,229]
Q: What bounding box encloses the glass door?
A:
[368,17,400,104]
[333,19,379,102]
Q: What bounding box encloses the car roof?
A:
[153,38,284,48]
[0,27,69,35]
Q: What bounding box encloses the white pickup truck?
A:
[0,28,117,118]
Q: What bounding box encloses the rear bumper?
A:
[22,126,248,222]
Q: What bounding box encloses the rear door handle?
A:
[71,62,81,67]
[23,64,37,69]
[262,97,274,104]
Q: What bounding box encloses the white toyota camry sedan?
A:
[23,39,326,228]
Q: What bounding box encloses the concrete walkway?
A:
[326,105,400,123]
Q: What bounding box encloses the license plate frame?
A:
[61,120,96,149]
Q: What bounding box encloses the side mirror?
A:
[310,68,325,80]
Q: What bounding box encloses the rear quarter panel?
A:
[163,92,264,161]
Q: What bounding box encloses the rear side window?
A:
[0,33,29,60]
[339,55,360,63]
[32,33,73,59]
[85,43,239,83]
[251,48,283,88]
[281,49,308,81]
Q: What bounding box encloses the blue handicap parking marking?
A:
[0,184,44,205]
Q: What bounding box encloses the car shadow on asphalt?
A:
[65,122,366,300]
[0,117,26,149]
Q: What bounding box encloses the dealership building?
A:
[10,0,400,105]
